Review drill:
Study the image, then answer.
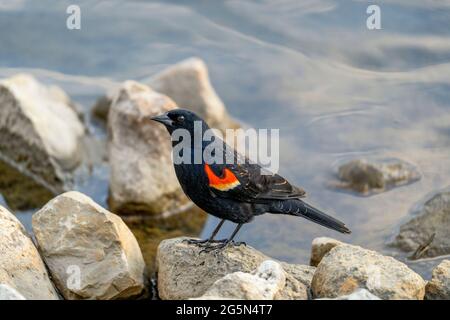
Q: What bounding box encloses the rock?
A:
[318,288,381,300]
[32,191,146,300]
[0,284,26,300]
[425,260,450,300]
[310,237,343,267]
[311,244,426,300]
[107,81,189,215]
[391,189,450,259]
[156,237,309,300]
[150,57,239,132]
[194,260,286,300]
[91,95,112,122]
[335,158,420,194]
[0,74,85,192]
[91,58,239,132]
[0,205,59,300]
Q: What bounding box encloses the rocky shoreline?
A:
[0,58,449,300]
[0,192,449,300]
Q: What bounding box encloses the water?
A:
[1,0,450,278]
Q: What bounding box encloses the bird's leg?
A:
[200,223,244,253]
[184,219,226,246]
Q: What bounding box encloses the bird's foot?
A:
[199,240,245,254]
[199,241,230,254]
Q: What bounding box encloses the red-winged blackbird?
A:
[152,109,351,251]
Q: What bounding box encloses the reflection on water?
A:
[1,0,450,278]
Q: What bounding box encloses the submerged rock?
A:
[156,237,311,300]
[311,244,426,300]
[0,205,59,300]
[0,158,54,211]
[32,191,147,300]
[425,260,450,300]
[391,189,450,259]
[193,260,286,300]
[108,81,189,215]
[150,57,239,131]
[317,288,381,300]
[310,237,343,267]
[335,158,420,195]
[0,284,26,300]
[0,74,85,192]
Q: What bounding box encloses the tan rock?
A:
[32,191,146,300]
[0,205,59,300]
[150,57,239,132]
[310,237,343,267]
[425,260,450,300]
[156,237,309,300]
[107,81,189,215]
[195,260,286,300]
[311,244,426,300]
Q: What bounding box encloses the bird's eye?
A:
[177,115,185,123]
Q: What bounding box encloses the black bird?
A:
[152,109,351,251]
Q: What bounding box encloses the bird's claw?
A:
[198,240,245,254]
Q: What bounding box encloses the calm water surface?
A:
[1,0,450,278]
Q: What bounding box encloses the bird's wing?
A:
[205,161,306,202]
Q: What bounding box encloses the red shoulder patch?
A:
[204,164,241,191]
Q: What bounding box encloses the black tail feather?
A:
[270,200,351,234]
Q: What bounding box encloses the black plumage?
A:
[152,109,350,251]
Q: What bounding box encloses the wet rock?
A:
[310,237,343,267]
[156,237,309,300]
[0,159,54,211]
[391,189,450,259]
[318,288,381,300]
[107,81,189,215]
[193,260,286,300]
[150,57,239,131]
[335,158,420,194]
[0,284,26,300]
[0,205,59,300]
[32,191,146,300]
[311,244,426,300]
[0,74,85,192]
[425,260,450,300]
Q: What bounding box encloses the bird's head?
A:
[151,109,208,135]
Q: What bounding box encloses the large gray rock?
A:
[311,244,426,300]
[0,74,85,192]
[0,284,26,300]
[0,205,59,300]
[392,190,450,259]
[150,57,239,131]
[108,81,189,215]
[335,158,420,195]
[194,260,286,300]
[425,260,450,300]
[156,237,311,300]
[32,191,146,300]
[310,237,343,267]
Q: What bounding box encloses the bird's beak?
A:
[151,113,173,126]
